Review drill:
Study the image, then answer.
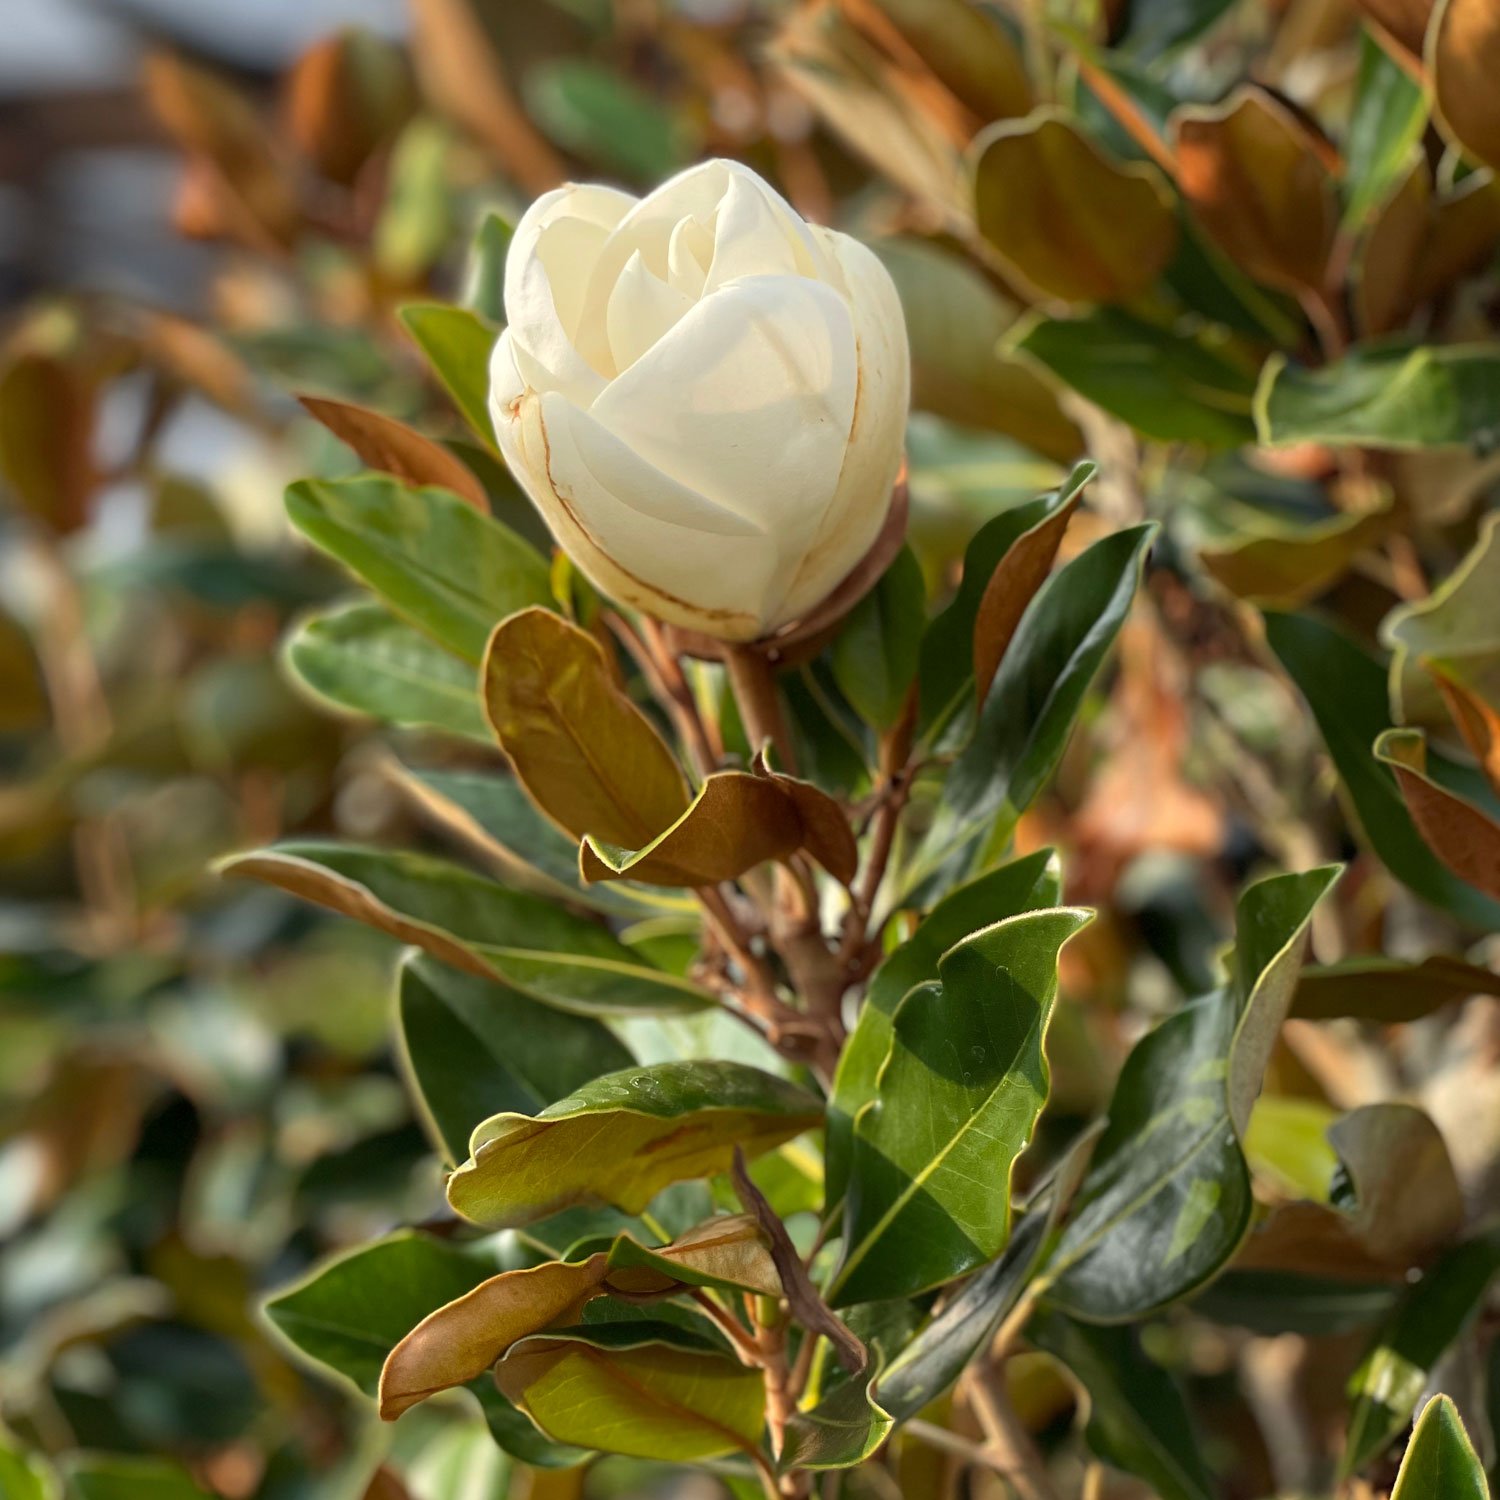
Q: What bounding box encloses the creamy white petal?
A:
[768,228,911,629]
[666,214,714,300]
[607,250,694,374]
[702,171,802,293]
[504,182,635,405]
[588,275,857,576]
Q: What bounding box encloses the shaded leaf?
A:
[1046,866,1340,1320]
[284,601,490,741]
[0,351,96,533]
[396,952,635,1164]
[496,1325,764,1462]
[447,1060,822,1227]
[1172,85,1339,296]
[1390,1395,1491,1500]
[973,109,1177,304]
[399,302,499,447]
[1351,0,1434,62]
[1264,611,1500,927]
[830,545,925,731]
[285,475,553,662]
[783,1372,892,1472]
[523,60,688,184]
[919,465,1094,744]
[921,525,1155,879]
[1017,308,1258,447]
[1031,1310,1214,1500]
[285,27,416,185]
[1291,954,1500,1022]
[828,850,1062,1208]
[65,1458,211,1500]
[298,395,487,510]
[1343,1234,1500,1476]
[1344,30,1428,231]
[1256,344,1500,452]
[1376,729,1500,900]
[873,238,1083,463]
[1434,667,1500,795]
[483,607,690,849]
[831,907,1092,1307]
[219,842,716,1017]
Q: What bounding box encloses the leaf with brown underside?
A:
[973,486,1083,706]
[760,760,860,886]
[284,30,416,186]
[1432,667,1500,797]
[1376,729,1500,900]
[732,1150,867,1376]
[972,109,1178,306]
[484,607,690,849]
[1431,0,1500,171]
[1172,85,1340,297]
[298,396,488,511]
[1353,0,1435,63]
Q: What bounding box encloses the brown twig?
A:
[604,610,719,778]
[967,1365,1061,1500]
[725,644,799,774]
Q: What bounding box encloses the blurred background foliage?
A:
[2,0,1500,1497]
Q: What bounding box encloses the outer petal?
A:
[588,274,857,575]
[768,228,910,630]
[505,182,636,405]
[491,331,780,641]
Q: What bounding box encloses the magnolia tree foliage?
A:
[5,1,1500,1499]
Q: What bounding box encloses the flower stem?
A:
[724,644,798,775]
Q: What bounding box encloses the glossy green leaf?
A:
[218,842,717,1017]
[830,906,1092,1307]
[1192,1269,1401,1336]
[1046,865,1340,1321]
[1291,954,1500,1022]
[495,1324,763,1461]
[1391,1395,1492,1500]
[1344,1235,1500,1476]
[1197,500,1392,606]
[1017,309,1258,447]
[284,474,552,663]
[827,849,1063,1208]
[523,61,687,184]
[1264,611,1500,928]
[396,952,635,1164]
[1256,344,1500,451]
[399,302,499,447]
[1344,29,1429,230]
[447,1060,822,1227]
[1031,1310,1214,1500]
[284,600,490,740]
[466,208,514,325]
[918,464,1094,747]
[830,546,925,730]
[920,525,1155,879]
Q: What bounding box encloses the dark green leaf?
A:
[284,474,552,663]
[1017,309,1258,447]
[783,1372,893,1471]
[1031,1310,1214,1500]
[1344,29,1429,229]
[1114,0,1237,59]
[830,907,1092,1306]
[1344,1235,1500,1476]
[522,61,688,184]
[1045,866,1340,1321]
[284,601,490,740]
[830,546,925,730]
[64,1458,210,1500]
[467,208,515,324]
[1263,611,1500,928]
[1256,344,1500,451]
[396,952,635,1164]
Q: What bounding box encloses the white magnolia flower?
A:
[488,159,910,642]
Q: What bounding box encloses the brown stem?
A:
[967,1367,1061,1500]
[690,1289,761,1365]
[755,1297,795,1464]
[725,644,798,775]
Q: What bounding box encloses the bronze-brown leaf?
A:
[484,608,690,851]
[298,395,488,512]
[972,109,1178,305]
[1353,0,1436,63]
[1431,0,1500,171]
[1376,729,1500,900]
[1432,667,1500,797]
[1172,85,1339,297]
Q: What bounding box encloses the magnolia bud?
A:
[488,159,910,643]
